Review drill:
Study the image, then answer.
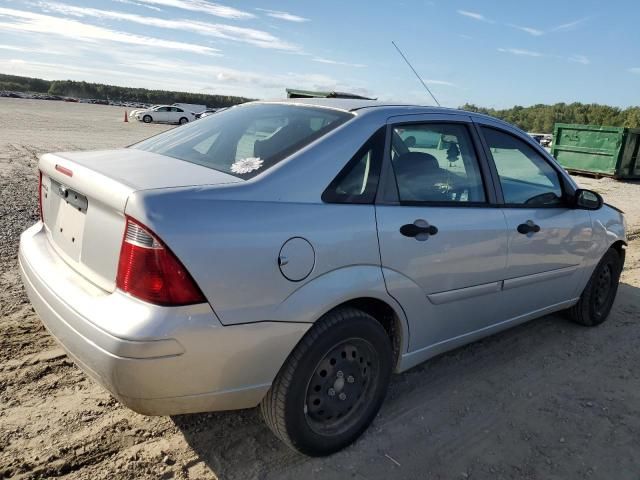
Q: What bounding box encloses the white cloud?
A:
[0,44,34,52]
[0,7,220,55]
[508,24,544,36]
[133,0,254,19]
[458,13,586,37]
[312,57,366,68]
[457,10,492,22]
[0,43,65,55]
[628,67,640,75]
[425,79,457,87]
[0,41,368,99]
[3,58,141,80]
[497,47,544,57]
[499,48,592,65]
[38,2,299,51]
[111,0,162,12]
[551,17,588,32]
[569,55,590,65]
[255,8,309,23]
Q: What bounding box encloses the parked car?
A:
[529,133,545,144]
[134,105,195,124]
[173,103,206,114]
[195,108,228,119]
[19,100,626,456]
[129,104,159,119]
[0,91,24,98]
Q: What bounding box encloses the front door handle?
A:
[400,219,438,239]
[517,220,541,234]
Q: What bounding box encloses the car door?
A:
[171,107,185,123]
[475,120,593,318]
[153,106,169,122]
[375,114,509,353]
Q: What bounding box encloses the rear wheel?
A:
[261,307,392,456]
[179,117,188,125]
[568,248,622,326]
[142,115,152,123]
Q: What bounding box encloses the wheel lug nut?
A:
[347,375,355,384]
[336,371,344,378]
[328,388,336,397]
[338,393,347,401]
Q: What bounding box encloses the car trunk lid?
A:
[39,148,241,292]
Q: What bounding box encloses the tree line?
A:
[0,73,252,107]
[461,103,640,133]
[2,73,639,129]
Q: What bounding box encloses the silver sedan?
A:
[19,99,626,456]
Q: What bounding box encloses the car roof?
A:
[247,98,523,134]
[253,97,498,120]
[255,97,428,112]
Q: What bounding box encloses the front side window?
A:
[390,123,486,203]
[133,104,352,179]
[482,127,563,206]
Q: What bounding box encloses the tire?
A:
[179,117,188,125]
[261,307,393,456]
[142,115,152,123]
[568,248,622,326]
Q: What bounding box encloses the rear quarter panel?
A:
[126,191,389,324]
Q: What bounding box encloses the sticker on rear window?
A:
[231,157,264,174]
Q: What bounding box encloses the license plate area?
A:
[49,180,88,261]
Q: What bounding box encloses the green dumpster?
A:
[551,123,640,179]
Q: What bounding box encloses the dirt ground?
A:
[1,97,639,480]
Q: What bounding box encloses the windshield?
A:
[132,103,353,179]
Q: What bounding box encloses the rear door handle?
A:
[400,219,438,239]
[517,220,541,234]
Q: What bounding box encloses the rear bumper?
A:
[19,223,310,415]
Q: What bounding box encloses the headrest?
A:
[394,152,440,174]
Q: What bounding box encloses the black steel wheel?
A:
[305,338,379,436]
[261,307,392,456]
[593,263,613,313]
[569,248,623,326]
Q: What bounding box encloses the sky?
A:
[1,0,639,108]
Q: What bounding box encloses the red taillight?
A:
[116,217,206,306]
[38,171,43,221]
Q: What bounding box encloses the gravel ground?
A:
[1,97,639,480]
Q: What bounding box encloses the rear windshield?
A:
[132,103,353,179]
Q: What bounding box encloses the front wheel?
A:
[261,308,392,456]
[568,248,623,326]
[142,115,152,123]
[179,117,188,125]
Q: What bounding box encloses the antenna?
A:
[391,40,441,107]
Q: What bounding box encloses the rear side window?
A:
[133,104,352,179]
[322,127,385,204]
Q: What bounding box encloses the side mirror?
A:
[574,189,603,210]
